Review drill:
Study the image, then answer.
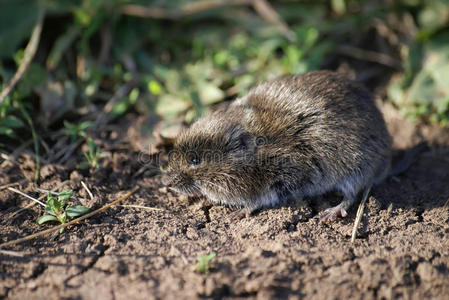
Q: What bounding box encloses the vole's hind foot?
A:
[227,208,252,220]
[319,204,348,222]
[319,192,356,222]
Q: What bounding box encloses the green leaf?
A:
[0,126,13,136]
[0,0,39,58]
[58,190,73,202]
[47,192,63,212]
[88,138,96,154]
[331,0,346,15]
[45,206,57,216]
[197,82,225,105]
[66,205,89,218]
[1,116,25,128]
[156,95,189,120]
[148,80,162,95]
[46,193,56,206]
[110,99,130,119]
[37,214,59,225]
[195,251,217,274]
[46,25,80,69]
[59,213,67,224]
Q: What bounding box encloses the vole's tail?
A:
[389,142,428,177]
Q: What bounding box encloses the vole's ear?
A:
[229,128,256,153]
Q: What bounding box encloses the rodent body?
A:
[163,71,392,220]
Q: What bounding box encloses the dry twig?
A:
[81,181,94,201]
[95,81,136,126]
[0,8,45,104]
[252,0,295,41]
[120,0,252,19]
[0,180,27,191]
[336,45,402,70]
[119,204,163,211]
[0,249,24,257]
[351,186,372,243]
[8,187,46,207]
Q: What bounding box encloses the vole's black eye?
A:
[186,152,201,166]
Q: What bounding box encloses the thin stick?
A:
[351,186,372,243]
[336,45,402,70]
[0,186,140,249]
[95,81,136,126]
[35,187,57,195]
[81,181,94,201]
[0,249,24,257]
[120,0,252,19]
[0,8,45,104]
[0,180,26,191]
[8,187,46,207]
[252,0,295,41]
[119,204,163,211]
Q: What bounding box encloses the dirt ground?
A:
[1,101,449,300]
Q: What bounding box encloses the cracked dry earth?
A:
[1,104,449,300]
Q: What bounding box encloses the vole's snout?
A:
[161,170,201,196]
[161,171,174,186]
[161,170,190,187]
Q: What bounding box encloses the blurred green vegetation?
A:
[0,0,448,149]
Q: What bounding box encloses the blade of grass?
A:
[19,105,40,182]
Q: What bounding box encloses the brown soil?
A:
[1,103,449,300]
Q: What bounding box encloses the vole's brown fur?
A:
[162,71,391,220]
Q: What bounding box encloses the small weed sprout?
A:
[195,251,216,274]
[36,189,89,233]
[64,121,94,143]
[82,138,103,169]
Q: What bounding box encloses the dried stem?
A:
[0,8,45,104]
[8,187,46,207]
[81,181,94,201]
[351,186,372,243]
[120,0,252,19]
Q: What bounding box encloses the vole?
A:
[162,70,392,221]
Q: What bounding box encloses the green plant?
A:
[195,251,216,274]
[0,100,24,138]
[64,120,94,143]
[82,138,103,169]
[37,189,89,233]
[387,0,449,125]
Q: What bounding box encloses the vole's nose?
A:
[161,172,173,186]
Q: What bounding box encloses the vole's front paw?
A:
[319,204,348,222]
